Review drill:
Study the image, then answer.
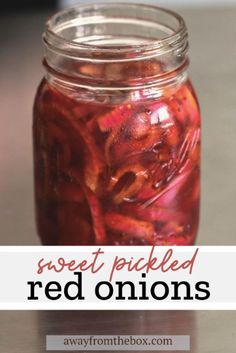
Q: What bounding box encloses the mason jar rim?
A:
[44,2,188,62]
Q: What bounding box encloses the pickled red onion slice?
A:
[83,186,107,244]
[98,104,135,132]
[142,167,193,208]
[57,205,94,245]
[40,84,106,192]
[69,168,107,244]
[55,182,84,203]
[108,126,162,165]
[108,164,149,204]
[123,203,185,224]
[104,212,154,241]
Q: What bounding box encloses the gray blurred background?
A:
[61,0,236,7]
[0,0,236,245]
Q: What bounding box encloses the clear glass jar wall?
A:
[33,3,201,245]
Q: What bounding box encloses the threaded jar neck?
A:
[43,3,189,92]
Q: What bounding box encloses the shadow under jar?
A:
[33,3,201,245]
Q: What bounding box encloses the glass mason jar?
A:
[33,3,201,245]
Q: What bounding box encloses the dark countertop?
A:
[0,310,236,353]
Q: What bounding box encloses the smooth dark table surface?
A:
[0,310,236,353]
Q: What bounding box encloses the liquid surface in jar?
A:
[33,74,200,246]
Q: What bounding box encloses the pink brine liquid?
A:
[33,63,200,245]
